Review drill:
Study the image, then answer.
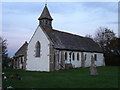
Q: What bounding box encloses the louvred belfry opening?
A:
[38,5,53,28]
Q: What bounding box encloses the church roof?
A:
[38,5,53,20]
[41,26,103,53]
[15,41,28,57]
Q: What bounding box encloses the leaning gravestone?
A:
[90,55,98,76]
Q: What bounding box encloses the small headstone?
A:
[90,55,98,76]
[4,76,8,81]
[15,74,22,80]
[2,72,5,78]
[7,86,14,90]
[2,72,5,75]
[90,65,98,76]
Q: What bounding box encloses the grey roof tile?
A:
[42,26,103,53]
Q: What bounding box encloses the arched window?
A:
[72,53,75,60]
[85,54,87,60]
[69,52,72,62]
[77,53,79,60]
[65,52,67,60]
[94,54,97,61]
[35,41,41,57]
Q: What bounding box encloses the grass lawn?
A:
[2,66,119,88]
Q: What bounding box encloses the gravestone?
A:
[90,55,98,76]
[65,64,73,69]
[7,86,14,90]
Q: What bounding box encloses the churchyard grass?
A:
[2,66,119,88]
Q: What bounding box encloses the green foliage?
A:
[2,66,119,88]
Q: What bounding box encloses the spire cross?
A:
[45,0,47,6]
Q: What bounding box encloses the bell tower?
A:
[38,4,53,28]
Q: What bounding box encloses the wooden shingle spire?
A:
[38,5,53,28]
[38,5,53,20]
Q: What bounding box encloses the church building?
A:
[13,5,105,72]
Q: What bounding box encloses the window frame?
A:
[94,54,97,61]
[85,54,87,60]
[35,41,41,57]
[65,52,67,60]
[72,53,75,60]
[77,53,79,61]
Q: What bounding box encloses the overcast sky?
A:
[2,2,118,57]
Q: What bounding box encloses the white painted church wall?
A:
[83,52,104,67]
[95,53,105,66]
[63,51,105,68]
[70,52,81,68]
[64,51,82,68]
[84,52,91,67]
[26,26,50,71]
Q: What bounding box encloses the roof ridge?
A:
[15,41,28,55]
[52,29,86,38]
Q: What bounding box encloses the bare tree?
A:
[0,37,8,58]
[94,27,116,53]
[0,37,9,68]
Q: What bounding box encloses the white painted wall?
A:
[26,25,105,71]
[95,53,105,66]
[84,52,105,67]
[70,52,81,68]
[26,26,50,71]
[63,51,105,68]
[64,51,82,68]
